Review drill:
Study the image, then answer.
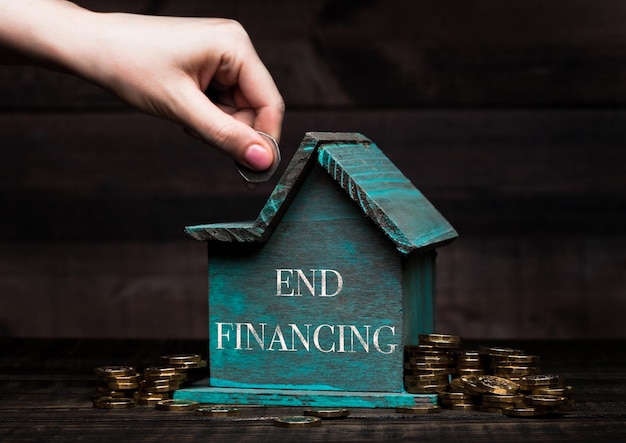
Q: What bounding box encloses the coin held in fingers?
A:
[236,131,281,183]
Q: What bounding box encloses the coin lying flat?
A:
[155,399,199,411]
[161,354,202,365]
[525,394,568,408]
[533,386,574,397]
[94,366,136,378]
[236,131,281,183]
[273,416,322,428]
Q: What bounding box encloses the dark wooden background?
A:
[1,0,624,339]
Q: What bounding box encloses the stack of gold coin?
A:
[93,353,208,409]
[517,374,574,412]
[481,347,540,380]
[160,354,208,384]
[439,374,483,410]
[475,375,522,413]
[93,365,139,407]
[138,365,186,401]
[454,350,487,377]
[531,385,575,411]
[403,334,460,394]
[425,341,573,417]
[480,393,526,413]
[155,399,200,412]
[437,391,475,410]
[418,333,462,349]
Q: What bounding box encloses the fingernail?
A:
[244,144,273,170]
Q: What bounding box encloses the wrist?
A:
[0,1,97,73]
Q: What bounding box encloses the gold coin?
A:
[525,394,568,408]
[533,386,574,397]
[478,376,520,395]
[107,374,141,384]
[107,381,139,390]
[404,374,448,383]
[144,372,186,382]
[448,378,466,392]
[519,374,563,387]
[396,404,441,414]
[176,360,208,370]
[93,397,136,409]
[497,354,539,365]
[405,360,451,369]
[405,345,451,356]
[451,403,478,411]
[493,366,537,376]
[304,408,350,419]
[404,367,453,376]
[136,397,162,406]
[455,350,480,358]
[438,391,472,401]
[140,384,171,393]
[479,346,524,357]
[406,384,447,394]
[455,359,483,368]
[136,390,169,399]
[419,333,461,344]
[196,406,241,417]
[95,386,128,398]
[410,355,454,364]
[141,378,171,388]
[155,399,199,411]
[135,391,170,405]
[160,354,202,365]
[94,366,136,378]
[144,366,180,377]
[273,416,322,428]
[456,375,485,395]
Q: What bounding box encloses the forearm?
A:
[0,0,94,71]
[0,0,284,169]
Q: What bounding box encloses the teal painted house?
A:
[178,133,458,407]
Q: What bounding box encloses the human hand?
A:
[79,13,285,171]
[0,1,284,172]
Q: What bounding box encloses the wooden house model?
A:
[176,133,458,407]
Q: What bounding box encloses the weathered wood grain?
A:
[0,242,207,338]
[206,165,406,392]
[1,0,625,342]
[0,109,623,339]
[1,110,623,241]
[1,338,625,442]
[3,0,626,108]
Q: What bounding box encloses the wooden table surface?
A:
[1,338,624,442]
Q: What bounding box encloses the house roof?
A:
[185,132,458,254]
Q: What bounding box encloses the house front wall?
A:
[207,165,405,392]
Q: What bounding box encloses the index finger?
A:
[236,50,285,141]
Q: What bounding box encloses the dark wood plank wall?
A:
[1,0,624,339]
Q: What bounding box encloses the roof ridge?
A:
[185,132,458,253]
